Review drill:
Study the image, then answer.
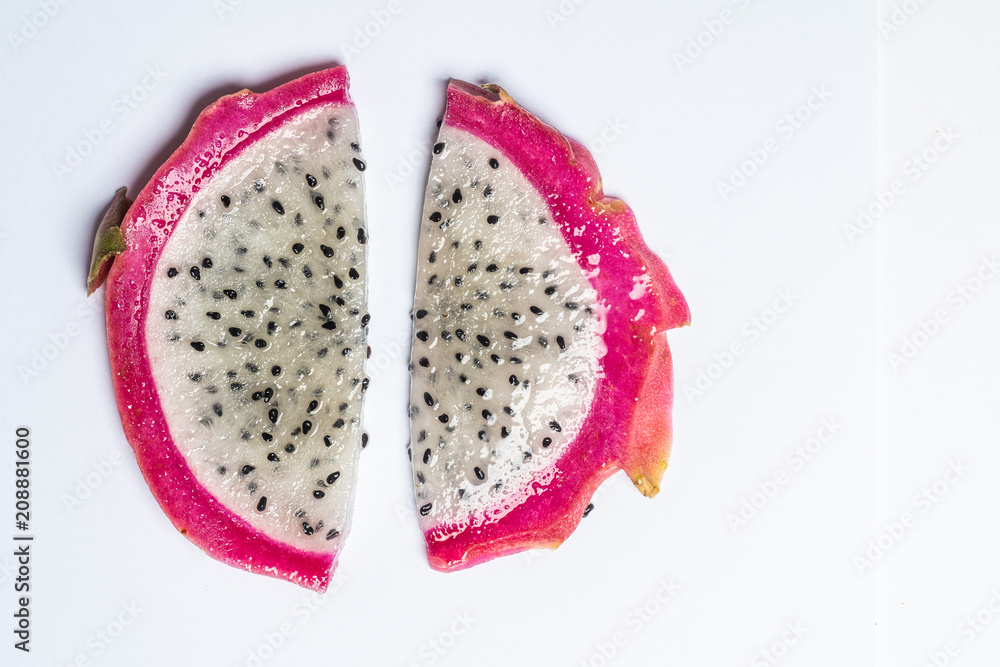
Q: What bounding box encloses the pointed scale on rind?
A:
[87,187,131,296]
[423,80,690,571]
[103,67,353,591]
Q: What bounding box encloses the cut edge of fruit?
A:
[420,80,689,569]
[104,66,353,591]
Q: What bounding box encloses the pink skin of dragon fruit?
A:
[96,67,368,592]
[409,81,689,571]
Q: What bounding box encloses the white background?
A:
[0,1,991,666]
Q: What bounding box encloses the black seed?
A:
[361,313,371,326]
[459,374,469,384]
[483,185,493,198]
[452,188,464,204]
[419,357,429,368]
[342,347,352,356]
[306,174,317,187]
[191,341,206,351]
[167,267,178,278]
[423,392,435,407]
[503,406,515,416]
[261,432,273,442]
[256,497,267,511]
[272,200,285,215]
[223,289,237,300]
[557,335,566,350]
[268,408,278,424]
[314,195,325,210]
[221,195,231,207]
[292,243,304,254]
[254,179,264,191]
[307,400,319,413]
[476,387,487,397]
[476,334,490,347]
[245,363,258,373]
[416,330,429,342]
[433,142,445,154]
[323,435,333,447]
[274,280,287,290]
[542,437,552,447]
[474,466,486,480]
[353,157,366,171]
[486,264,499,272]
[267,452,280,462]
[336,226,346,239]
[487,215,499,225]
[303,265,313,278]
[255,338,268,349]
[478,430,488,442]
[430,211,442,223]
[489,157,499,169]
[361,433,369,448]
[327,472,340,484]
[229,327,242,336]
[317,304,331,318]
[538,336,548,348]
[190,266,201,280]
[362,378,370,393]
[302,420,312,435]
[549,421,562,432]
[415,309,428,320]
[420,503,433,516]
[583,503,595,518]
[252,391,262,401]
[164,310,177,320]
[545,286,557,296]
[509,375,519,386]
[333,418,345,428]
[482,409,493,420]
[423,448,432,464]
[285,443,295,453]
[357,228,367,244]
[519,267,533,275]
[438,414,449,423]
[504,331,517,340]
[302,522,314,536]
[490,354,501,363]
[262,256,272,270]
[428,274,437,285]
[565,302,578,310]
[349,268,359,280]
[212,403,223,417]
[530,306,543,315]
[263,388,273,402]
[322,321,337,330]
[454,276,463,286]
[334,275,344,289]
[240,465,255,475]
[321,244,334,257]
[313,489,325,499]
[271,365,281,377]
[501,426,510,438]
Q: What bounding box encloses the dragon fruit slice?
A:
[88,67,369,591]
[408,81,689,571]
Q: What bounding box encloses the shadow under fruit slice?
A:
[89,66,369,591]
[408,80,690,571]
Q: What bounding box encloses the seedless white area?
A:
[147,105,368,551]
